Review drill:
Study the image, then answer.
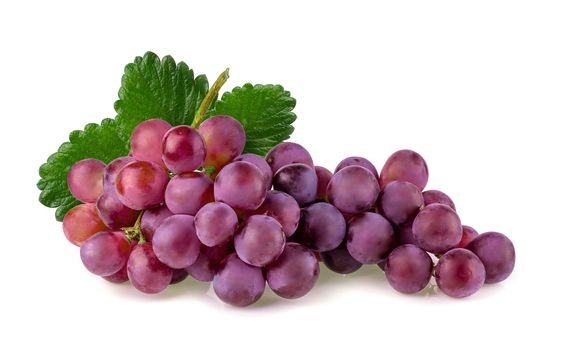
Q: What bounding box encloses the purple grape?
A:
[161,125,206,174]
[385,244,433,294]
[377,259,386,271]
[266,243,320,299]
[102,264,129,283]
[458,225,478,248]
[152,215,201,269]
[130,119,172,168]
[298,202,346,252]
[380,150,429,190]
[195,202,238,247]
[186,242,233,282]
[435,248,486,298]
[67,158,106,203]
[379,180,424,225]
[327,165,380,214]
[466,232,515,284]
[80,231,131,276]
[273,163,318,206]
[115,161,170,210]
[103,156,135,191]
[422,190,456,211]
[63,203,108,246]
[199,115,246,170]
[321,242,362,274]
[213,253,265,307]
[234,215,285,267]
[315,166,333,201]
[395,220,418,246]
[140,205,173,242]
[170,269,189,285]
[265,142,314,174]
[164,172,214,215]
[96,189,140,229]
[127,243,173,294]
[214,161,266,210]
[335,156,378,178]
[251,190,300,238]
[412,204,462,254]
[346,212,395,264]
[234,153,273,190]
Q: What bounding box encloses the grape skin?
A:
[266,243,320,299]
[67,158,106,203]
[96,189,140,229]
[298,202,346,252]
[234,215,286,267]
[335,156,378,178]
[395,220,418,246]
[466,232,515,284]
[161,125,206,174]
[422,190,456,211]
[412,204,462,254]
[164,172,214,215]
[458,225,478,248]
[63,203,109,246]
[140,206,173,242]
[127,243,173,294]
[213,253,265,307]
[115,160,170,210]
[102,264,129,283]
[380,149,429,191]
[250,190,300,238]
[170,269,189,285]
[435,248,486,298]
[265,142,314,174]
[384,244,433,294]
[152,215,201,269]
[379,180,424,225]
[186,242,233,282]
[130,119,172,168]
[80,231,131,276]
[321,242,363,274]
[327,165,380,214]
[103,157,135,191]
[214,161,267,211]
[346,212,395,264]
[234,153,273,190]
[273,163,318,206]
[199,115,246,170]
[195,202,238,247]
[315,166,333,201]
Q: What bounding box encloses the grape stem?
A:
[122,210,146,244]
[191,68,230,128]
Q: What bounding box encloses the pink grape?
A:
[152,215,201,269]
[435,248,486,298]
[102,264,129,284]
[199,115,246,170]
[213,253,265,307]
[80,231,131,276]
[140,205,173,242]
[195,202,238,247]
[458,225,478,248]
[379,180,424,225]
[327,165,380,214]
[335,156,378,178]
[234,215,285,267]
[234,153,273,190]
[412,204,462,254]
[164,172,214,215]
[115,160,170,210]
[315,166,333,201]
[63,203,109,246]
[127,243,173,294]
[422,190,456,211]
[251,190,300,237]
[67,158,105,203]
[214,161,266,210]
[161,125,206,174]
[103,156,135,190]
[380,149,429,190]
[265,142,314,174]
[130,119,172,167]
[346,212,395,264]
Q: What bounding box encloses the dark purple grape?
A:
[80,231,131,276]
[327,165,380,214]
[234,153,273,190]
[466,232,515,284]
[170,269,189,285]
[266,243,320,299]
[315,166,333,201]
[213,253,265,307]
[67,158,106,203]
[115,161,169,210]
[102,264,129,283]
[265,142,314,174]
[214,161,266,210]
[186,242,233,282]
[458,225,478,248]
[412,204,462,254]
[380,150,429,190]
[130,119,172,168]
[234,215,285,267]
[435,248,486,298]
[377,259,386,271]
[96,189,140,229]
[335,156,378,178]
[199,115,246,170]
[63,203,109,246]
[127,243,173,294]
[321,242,362,274]
[298,202,346,252]
[140,206,173,242]
[164,172,214,215]
[273,163,318,206]
[152,215,201,269]
[195,202,238,247]
[422,190,456,211]
[161,125,206,174]
[251,190,300,237]
[385,244,433,294]
[379,180,423,225]
[346,212,395,264]
[395,220,418,246]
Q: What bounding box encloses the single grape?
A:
[265,142,314,174]
[335,156,378,178]
[127,243,173,294]
[384,244,433,294]
[412,204,462,254]
[103,156,135,190]
[195,202,238,247]
[165,172,214,215]
[380,149,429,190]
[327,165,380,214]
[140,205,173,242]
[422,190,456,211]
[315,166,333,201]
[80,231,131,276]
[458,225,478,248]
[96,189,140,229]
[234,215,285,267]
[63,203,109,246]
[266,243,320,299]
[395,220,418,246]
[234,153,273,190]
[214,161,266,211]
[170,269,189,285]
[346,212,395,264]
[161,125,206,174]
[321,242,363,274]
[102,264,129,283]
[198,115,246,170]
[152,215,201,269]
[466,232,515,284]
[115,161,169,210]
[213,253,265,307]
[273,163,318,206]
[298,202,346,252]
[435,248,486,298]
[67,158,106,203]
[186,242,233,282]
[130,119,172,167]
[379,180,424,225]
[250,190,300,237]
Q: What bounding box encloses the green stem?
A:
[191,68,230,128]
[122,210,146,244]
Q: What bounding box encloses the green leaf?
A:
[37,119,129,221]
[205,84,296,155]
[114,51,210,141]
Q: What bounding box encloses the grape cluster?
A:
[63,115,515,306]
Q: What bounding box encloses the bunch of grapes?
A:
[63,115,515,306]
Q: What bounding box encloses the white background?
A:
[1,1,570,349]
